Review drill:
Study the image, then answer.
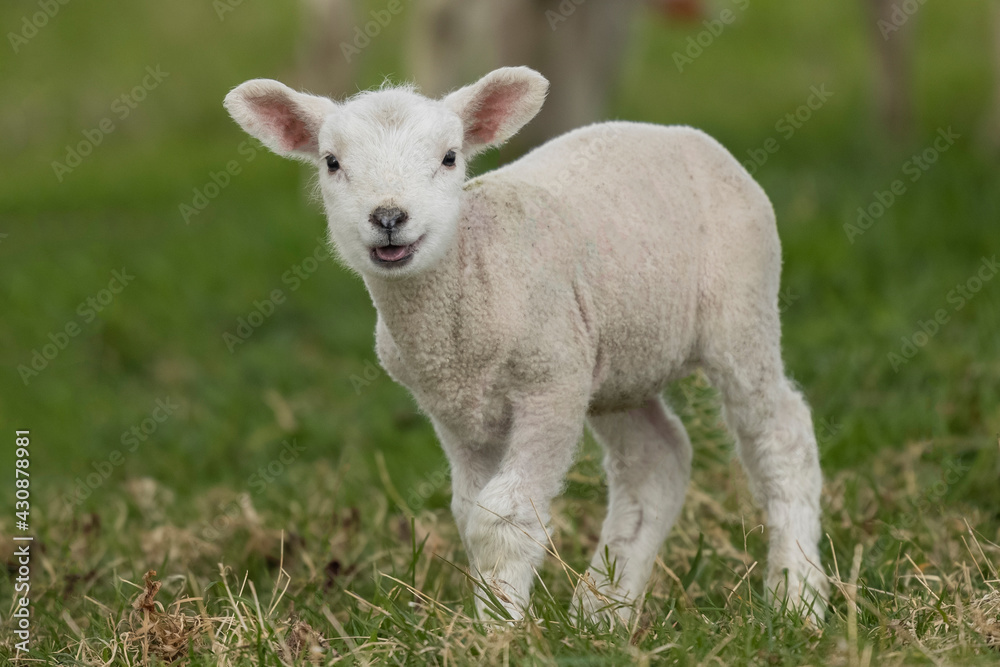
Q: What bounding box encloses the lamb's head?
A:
[224,67,548,278]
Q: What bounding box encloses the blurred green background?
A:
[1,0,997,549]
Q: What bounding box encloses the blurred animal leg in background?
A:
[298,0,358,98]
[867,0,913,141]
[408,0,641,151]
[407,0,497,100]
[983,1,1000,153]
[529,0,641,149]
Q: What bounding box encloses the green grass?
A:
[1,0,999,664]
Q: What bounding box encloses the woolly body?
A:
[224,68,827,623]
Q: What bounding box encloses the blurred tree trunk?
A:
[297,0,357,97]
[867,0,913,141]
[983,1,1000,153]
[407,0,498,101]
[408,0,640,153]
[527,0,640,150]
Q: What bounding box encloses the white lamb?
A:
[224,67,828,623]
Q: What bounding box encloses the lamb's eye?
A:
[325,155,340,173]
[442,150,456,167]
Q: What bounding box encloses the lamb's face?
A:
[224,67,548,281]
[315,92,466,278]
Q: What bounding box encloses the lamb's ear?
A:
[224,79,336,161]
[443,67,548,155]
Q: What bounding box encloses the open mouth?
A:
[370,236,422,267]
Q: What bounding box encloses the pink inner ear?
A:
[465,81,528,145]
[252,94,313,152]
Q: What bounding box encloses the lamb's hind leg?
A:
[572,397,692,625]
[704,322,828,620]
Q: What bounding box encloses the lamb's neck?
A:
[362,245,462,338]
[365,192,480,340]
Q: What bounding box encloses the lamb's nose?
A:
[370,206,408,230]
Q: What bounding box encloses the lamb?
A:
[224,66,829,623]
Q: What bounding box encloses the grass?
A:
[1,0,999,664]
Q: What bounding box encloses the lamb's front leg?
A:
[432,420,504,551]
[465,387,588,621]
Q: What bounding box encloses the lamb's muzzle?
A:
[370,236,422,266]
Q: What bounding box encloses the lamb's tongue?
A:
[376,245,408,262]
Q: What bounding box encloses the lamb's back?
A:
[464,122,780,410]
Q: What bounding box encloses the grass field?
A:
[1,0,999,664]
